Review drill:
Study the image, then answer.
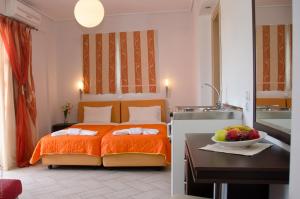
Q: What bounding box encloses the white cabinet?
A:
[171,113,242,195]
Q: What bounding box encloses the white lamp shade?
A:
[77,81,84,90]
[74,0,105,28]
[165,79,169,87]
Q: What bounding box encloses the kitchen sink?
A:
[175,106,221,112]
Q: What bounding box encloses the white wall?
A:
[289,0,300,198]
[31,16,58,138]
[220,0,253,126]
[55,12,200,123]
[198,16,213,106]
[0,0,4,13]
[192,0,213,106]
[256,5,292,25]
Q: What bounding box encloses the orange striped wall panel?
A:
[256,24,292,91]
[119,30,157,93]
[82,33,116,94]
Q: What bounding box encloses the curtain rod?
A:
[0,13,39,31]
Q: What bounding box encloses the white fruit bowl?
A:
[211,131,267,147]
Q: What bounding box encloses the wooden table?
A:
[185,133,289,199]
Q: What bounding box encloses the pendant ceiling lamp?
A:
[74,0,105,28]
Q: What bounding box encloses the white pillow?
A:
[128,106,161,123]
[83,106,112,123]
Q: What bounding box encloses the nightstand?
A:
[51,123,77,132]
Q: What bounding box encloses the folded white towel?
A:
[67,128,81,135]
[112,128,160,136]
[51,128,97,136]
[142,128,159,135]
[51,130,68,136]
[112,129,131,135]
[129,128,143,135]
[80,130,97,136]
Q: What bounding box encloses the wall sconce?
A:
[165,79,169,98]
[77,81,84,100]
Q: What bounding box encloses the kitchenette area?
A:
[170,105,243,195]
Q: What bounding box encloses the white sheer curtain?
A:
[0,38,16,170]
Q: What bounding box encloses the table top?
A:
[185,133,290,184]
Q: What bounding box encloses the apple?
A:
[248,129,260,140]
[237,131,249,141]
[226,129,239,141]
[214,129,228,141]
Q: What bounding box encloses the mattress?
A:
[30,124,115,164]
[101,123,171,166]
[103,153,166,167]
[42,154,102,166]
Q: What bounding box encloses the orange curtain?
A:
[0,16,37,167]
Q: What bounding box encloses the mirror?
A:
[253,0,292,144]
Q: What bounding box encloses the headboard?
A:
[120,100,166,123]
[256,98,291,108]
[78,101,121,123]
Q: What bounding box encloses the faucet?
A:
[202,83,222,109]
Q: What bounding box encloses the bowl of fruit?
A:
[212,125,267,147]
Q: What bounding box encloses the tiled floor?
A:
[3,164,171,199]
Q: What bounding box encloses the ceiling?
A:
[22,0,194,21]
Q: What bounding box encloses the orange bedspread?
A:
[30,124,115,164]
[101,124,171,163]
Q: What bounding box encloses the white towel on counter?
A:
[112,128,160,136]
[51,128,97,136]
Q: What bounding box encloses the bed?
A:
[101,100,171,167]
[30,101,120,168]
